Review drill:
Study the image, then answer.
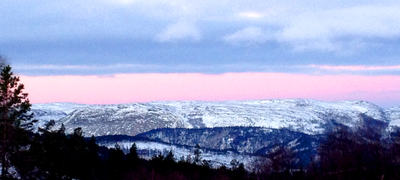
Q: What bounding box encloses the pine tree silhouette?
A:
[0,63,36,178]
[193,144,201,164]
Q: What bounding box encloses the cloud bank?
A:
[2,0,400,52]
[14,64,400,75]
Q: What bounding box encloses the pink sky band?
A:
[21,73,400,106]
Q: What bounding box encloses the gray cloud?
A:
[1,0,400,53]
[13,63,400,76]
[223,27,272,44]
[156,21,201,42]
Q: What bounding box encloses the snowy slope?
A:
[93,126,319,168]
[32,99,394,136]
[387,106,400,131]
[136,127,318,155]
[99,140,258,169]
[31,103,90,128]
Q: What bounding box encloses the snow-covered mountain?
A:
[30,99,399,168]
[31,99,395,136]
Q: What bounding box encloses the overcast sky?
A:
[1,0,399,75]
[1,0,400,106]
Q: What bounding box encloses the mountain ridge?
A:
[31,99,397,136]
[30,99,399,168]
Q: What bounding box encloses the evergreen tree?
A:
[193,144,201,164]
[0,64,35,178]
[58,123,66,135]
[127,143,138,161]
[165,150,174,162]
[266,145,295,173]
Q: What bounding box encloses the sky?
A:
[1,0,400,106]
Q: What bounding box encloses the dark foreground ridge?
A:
[6,123,400,180]
[95,127,320,168]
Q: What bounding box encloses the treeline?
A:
[7,123,249,180]
[6,122,400,180]
[254,125,400,180]
[315,126,400,180]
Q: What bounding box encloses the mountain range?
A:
[31,99,400,168]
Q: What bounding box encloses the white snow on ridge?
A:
[31,99,396,135]
[387,106,400,129]
[150,99,388,134]
[31,103,89,121]
[32,103,89,114]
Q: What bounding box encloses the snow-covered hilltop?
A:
[30,99,399,168]
[31,99,397,136]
